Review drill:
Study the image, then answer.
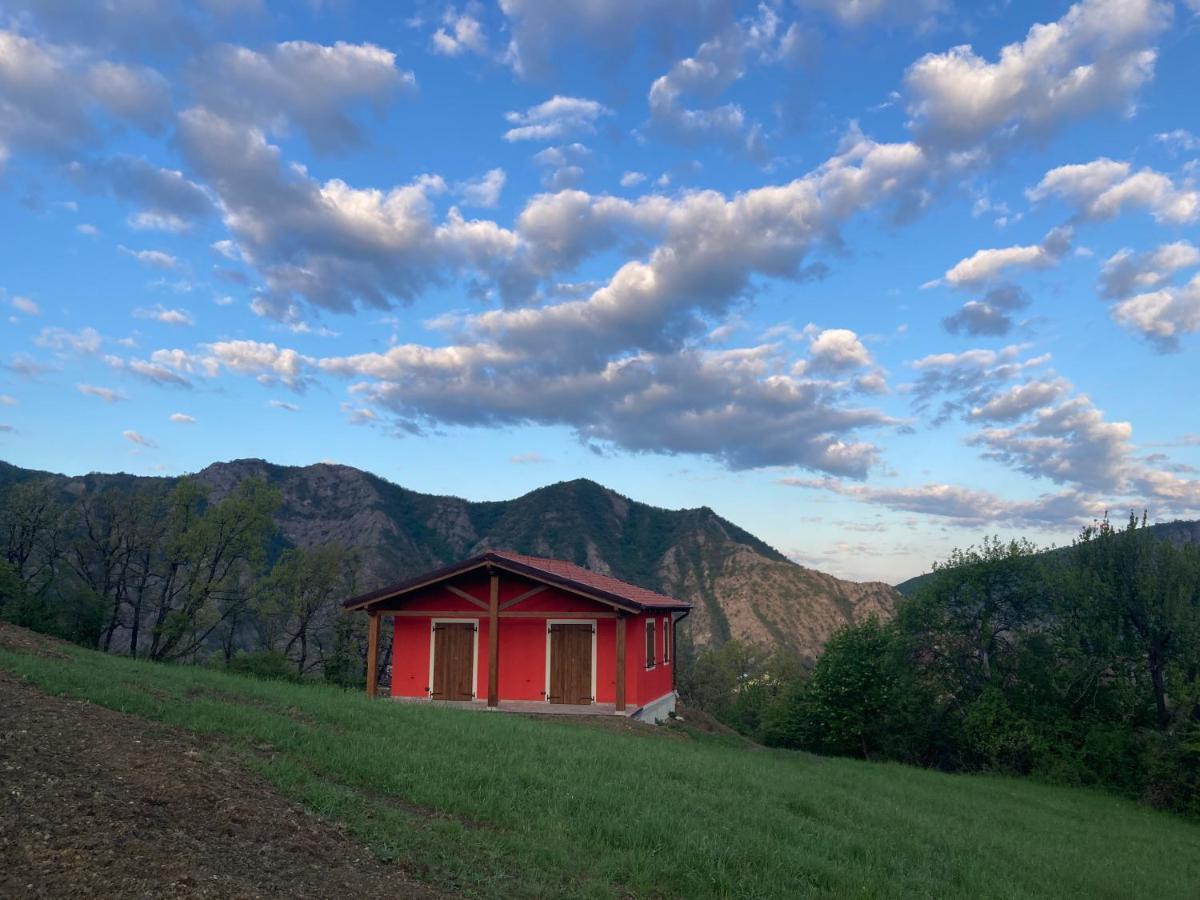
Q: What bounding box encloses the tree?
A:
[146,477,281,662]
[253,544,360,675]
[1070,513,1200,729]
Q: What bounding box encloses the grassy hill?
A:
[1,623,1197,899]
[0,458,898,660]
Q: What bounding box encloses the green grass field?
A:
[3,638,1199,899]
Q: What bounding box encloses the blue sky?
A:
[2,0,1199,583]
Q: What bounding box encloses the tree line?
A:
[0,476,376,684]
[680,515,1200,818]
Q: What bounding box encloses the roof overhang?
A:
[342,551,689,615]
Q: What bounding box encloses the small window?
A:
[645,619,656,669]
[663,618,670,665]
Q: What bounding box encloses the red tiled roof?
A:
[342,549,691,612]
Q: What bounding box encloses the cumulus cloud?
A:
[498,0,717,78]
[1029,158,1200,224]
[268,399,300,412]
[119,246,179,269]
[0,29,169,163]
[10,296,40,316]
[532,144,590,190]
[904,0,1171,157]
[134,305,195,326]
[189,40,415,154]
[77,383,124,403]
[1112,274,1200,351]
[806,329,873,373]
[798,0,946,28]
[942,226,1073,287]
[122,429,156,447]
[431,9,489,57]
[503,96,611,142]
[644,5,806,159]
[34,326,103,354]
[169,412,195,423]
[70,156,214,233]
[781,477,1099,527]
[456,168,507,208]
[1097,241,1199,299]
[620,171,646,188]
[942,284,1032,337]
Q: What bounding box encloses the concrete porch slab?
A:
[389,696,630,717]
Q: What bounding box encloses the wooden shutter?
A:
[645,618,655,668]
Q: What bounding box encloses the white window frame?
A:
[663,616,670,665]
[543,619,598,704]
[645,617,656,670]
[427,617,480,700]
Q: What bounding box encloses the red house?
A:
[343,551,692,721]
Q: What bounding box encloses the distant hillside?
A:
[894,518,1200,596]
[0,458,898,661]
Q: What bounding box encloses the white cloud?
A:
[119,246,179,269]
[798,0,946,28]
[0,395,16,406]
[782,477,1099,527]
[620,171,646,188]
[532,143,590,190]
[70,156,213,233]
[35,326,103,354]
[268,399,300,412]
[905,0,1171,156]
[1029,158,1200,224]
[169,412,196,423]
[806,329,873,372]
[510,452,551,464]
[122,429,156,447]
[11,296,39,316]
[942,284,1032,337]
[1112,274,1200,351]
[1098,241,1199,299]
[189,40,416,154]
[457,168,506,208]
[0,29,169,164]
[134,305,195,326]
[76,223,99,236]
[431,9,489,57]
[942,226,1073,287]
[77,383,124,403]
[503,95,611,142]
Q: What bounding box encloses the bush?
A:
[227,650,298,681]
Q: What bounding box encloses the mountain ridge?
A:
[0,457,900,660]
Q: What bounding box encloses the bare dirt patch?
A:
[0,668,441,899]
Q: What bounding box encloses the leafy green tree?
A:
[253,543,360,675]
[1069,513,1200,729]
[768,618,900,759]
[147,477,281,661]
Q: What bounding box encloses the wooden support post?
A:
[366,612,381,699]
[671,614,677,694]
[615,613,626,712]
[487,571,499,708]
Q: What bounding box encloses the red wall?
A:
[387,569,676,708]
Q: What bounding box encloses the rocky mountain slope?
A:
[0,458,899,661]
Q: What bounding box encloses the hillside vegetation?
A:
[684,518,1200,819]
[0,458,898,666]
[1,623,1197,899]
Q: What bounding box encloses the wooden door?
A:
[432,622,475,701]
[549,623,593,705]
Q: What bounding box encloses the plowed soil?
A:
[0,640,439,899]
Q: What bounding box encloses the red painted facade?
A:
[387,568,677,709]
